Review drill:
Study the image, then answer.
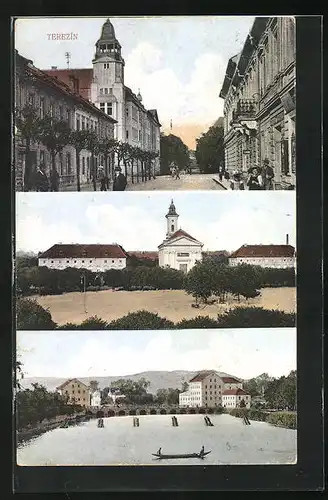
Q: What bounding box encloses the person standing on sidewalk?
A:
[247,167,262,190]
[262,158,275,190]
[34,163,49,192]
[112,166,127,191]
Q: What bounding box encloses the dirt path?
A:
[33,288,296,326]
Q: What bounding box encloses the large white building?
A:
[179,370,251,409]
[38,244,128,272]
[90,390,101,407]
[229,242,296,269]
[158,200,203,273]
[44,18,161,178]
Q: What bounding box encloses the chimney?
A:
[51,66,57,70]
[286,234,289,245]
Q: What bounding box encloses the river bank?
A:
[16,412,91,444]
[229,408,297,429]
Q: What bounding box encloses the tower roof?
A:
[99,18,116,42]
[166,199,178,217]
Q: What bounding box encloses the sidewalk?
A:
[212,176,230,190]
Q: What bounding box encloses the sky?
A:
[14,16,255,148]
[16,328,296,380]
[16,191,296,254]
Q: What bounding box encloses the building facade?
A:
[57,378,91,407]
[90,390,101,407]
[219,17,296,189]
[222,388,251,409]
[158,200,203,273]
[38,244,128,272]
[229,243,296,269]
[14,51,116,191]
[44,19,161,177]
[178,371,250,409]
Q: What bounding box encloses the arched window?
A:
[171,224,174,232]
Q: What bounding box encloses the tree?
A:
[195,123,225,174]
[181,381,189,392]
[183,260,218,303]
[160,133,189,174]
[239,399,246,408]
[110,378,151,404]
[15,103,42,191]
[98,137,117,180]
[89,380,99,393]
[70,130,91,191]
[15,360,24,390]
[86,130,101,191]
[16,298,56,330]
[38,114,71,191]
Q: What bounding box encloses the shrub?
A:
[175,316,220,329]
[266,412,297,429]
[217,307,295,328]
[16,298,56,330]
[58,323,79,330]
[107,310,174,330]
[78,316,108,330]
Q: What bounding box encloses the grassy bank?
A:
[229,408,296,429]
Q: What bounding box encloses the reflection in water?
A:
[17,414,297,466]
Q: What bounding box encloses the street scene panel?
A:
[16,191,296,330]
[16,328,297,465]
[14,16,295,192]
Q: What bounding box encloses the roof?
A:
[158,229,203,248]
[189,370,217,382]
[15,52,116,124]
[221,376,242,384]
[57,378,89,390]
[229,244,295,258]
[39,244,128,259]
[222,388,249,396]
[128,251,159,260]
[43,68,93,101]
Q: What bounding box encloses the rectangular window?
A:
[81,117,85,130]
[104,88,108,94]
[100,88,103,95]
[104,63,110,69]
[126,130,129,139]
[39,97,45,118]
[49,103,54,117]
[66,109,70,125]
[66,152,71,175]
[106,103,113,115]
[100,103,105,113]
[76,115,80,130]
[59,106,64,120]
[40,150,45,164]
[82,157,85,175]
[177,252,190,257]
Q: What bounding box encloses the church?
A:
[158,200,203,273]
[44,19,161,177]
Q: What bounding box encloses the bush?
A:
[175,316,220,329]
[216,307,295,328]
[16,298,57,330]
[79,316,108,330]
[266,412,297,429]
[107,310,174,330]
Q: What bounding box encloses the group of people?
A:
[170,162,181,180]
[220,159,275,191]
[32,163,127,192]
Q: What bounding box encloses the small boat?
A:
[152,451,211,460]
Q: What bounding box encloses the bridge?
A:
[89,405,220,417]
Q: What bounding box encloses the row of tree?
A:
[16,261,295,298]
[16,103,159,191]
[17,299,296,331]
[160,133,190,174]
[195,121,225,174]
[243,371,297,411]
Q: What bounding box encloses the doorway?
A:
[179,264,188,273]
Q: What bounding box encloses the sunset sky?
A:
[14,16,255,149]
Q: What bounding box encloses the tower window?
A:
[171,225,174,232]
[104,63,110,69]
[100,103,105,113]
[104,88,108,95]
[100,88,103,95]
[106,103,113,116]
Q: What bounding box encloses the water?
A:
[17,414,297,466]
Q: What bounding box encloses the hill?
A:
[20,370,236,394]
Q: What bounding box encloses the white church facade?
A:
[158,200,203,273]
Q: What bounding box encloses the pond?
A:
[17,413,297,466]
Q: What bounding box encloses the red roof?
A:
[57,378,88,390]
[39,244,128,259]
[230,244,295,258]
[222,388,249,396]
[43,68,93,101]
[221,376,242,384]
[128,251,159,260]
[189,370,216,382]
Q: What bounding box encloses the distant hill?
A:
[20,370,237,394]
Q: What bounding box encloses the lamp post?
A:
[81,272,87,314]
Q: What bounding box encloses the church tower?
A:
[91,19,125,140]
[166,200,179,237]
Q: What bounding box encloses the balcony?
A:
[232,99,257,122]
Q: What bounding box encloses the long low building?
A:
[179,370,251,409]
[228,243,296,268]
[38,244,128,272]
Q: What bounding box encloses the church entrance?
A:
[179,264,188,273]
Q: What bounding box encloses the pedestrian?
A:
[98,166,107,191]
[112,166,127,191]
[219,165,223,181]
[50,168,60,192]
[246,167,262,190]
[262,158,275,190]
[175,166,180,179]
[34,162,49,192]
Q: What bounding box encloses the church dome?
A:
[100,18,116,41]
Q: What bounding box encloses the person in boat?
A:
[200,445,205,456]
[157,448,162,455]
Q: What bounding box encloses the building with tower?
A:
[158,200,203,273]
[43,18,161,178]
